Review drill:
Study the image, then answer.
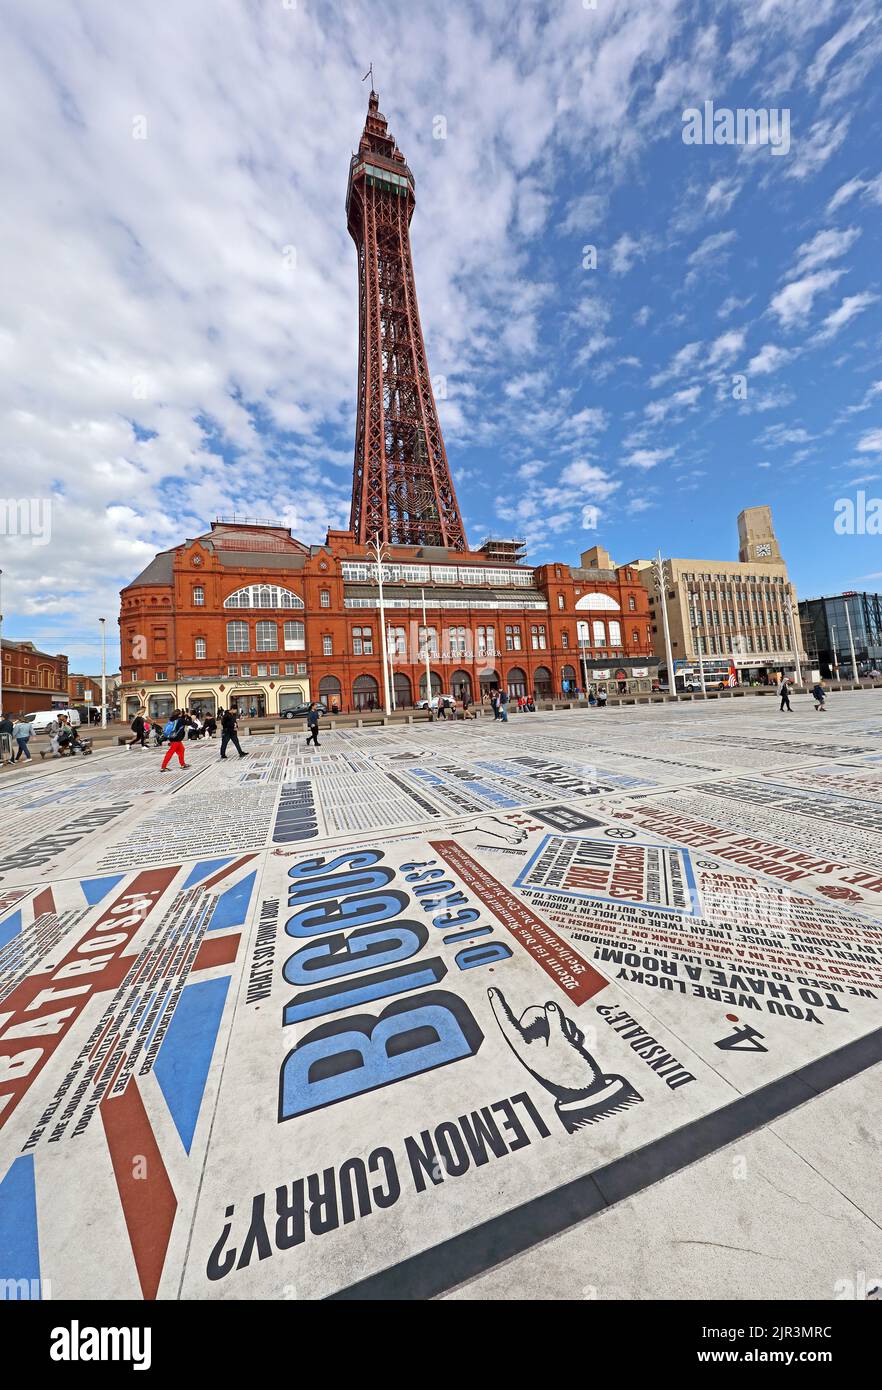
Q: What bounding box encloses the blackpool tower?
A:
[346,90,467,551]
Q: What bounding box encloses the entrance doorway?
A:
[393,672,413,708]
[353,674,380,711]
[231,692,266,718]
[534,666,553,701]
[507,667,527,699]
[451,669,472,703]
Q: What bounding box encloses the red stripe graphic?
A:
[0,867,179,1130]
[429,840,608,1005]
[101,1077,177,1300]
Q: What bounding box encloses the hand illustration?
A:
[488,987,643,1131]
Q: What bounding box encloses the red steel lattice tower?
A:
[346,90,467,550]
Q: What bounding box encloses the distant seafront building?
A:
[798,592,882,680]
[633,507,807,684]
[117,91,657,720]
[0,638,68,715]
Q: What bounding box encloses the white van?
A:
[26,709,81,733]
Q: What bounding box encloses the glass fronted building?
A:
[798,592,882,679]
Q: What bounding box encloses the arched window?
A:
[353,673,380,710]
[592,620,606,645]
[223,585,304,609]
[387,625,407,657]
[393,672,413,707]
[255,621,278,652]
[507,667,527,698]
[319,675,342,702]
[419,671,442,700]
[534,666,553,699]
[608,620,622,646]
[226,620,249,653]
[575,592,621,612]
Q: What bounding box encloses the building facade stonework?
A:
[635,507,806,684]
[0,639,69,715]
[118,527,656,720]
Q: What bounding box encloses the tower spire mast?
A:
[346,88,467,550]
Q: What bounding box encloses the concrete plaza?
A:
[1,693,880,1301]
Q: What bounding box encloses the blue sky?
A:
[1,0,881,672]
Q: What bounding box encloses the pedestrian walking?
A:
[498,689,509,723]
[160,710,192,771]
[812,679,827,712]
[12,714,33,762]
[0,712,14,765]
[306,701,321,748]
[779,676,792,712]
[127,710,148,748]
[219,706,248,759]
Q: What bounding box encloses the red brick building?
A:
[118,523,656,721]
[1,639,69,716]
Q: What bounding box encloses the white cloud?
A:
[786,114,851,180]
[813,292,879,342]
[708,328,746,364]
[768,269,844,329]
[610,232,646,275]
[623,448,674,470]
[856,429,882,454]
[687,230,737,266]
[789,226,861,276]
[746,344,793,376]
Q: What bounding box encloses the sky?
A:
[2,0,882,673]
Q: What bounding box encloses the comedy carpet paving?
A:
[1,695,881,1301]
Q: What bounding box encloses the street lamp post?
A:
[99,617,107,729]
[652,551,676,693]
[784,596,803,688]
[420,588,433,705]
[830,622,840,680]
[843,598,859,684]
[368,534,392,717]
[578,622,589,692]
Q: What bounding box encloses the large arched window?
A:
[255,621,278,652]
[353,674,380,710]
[224,585,304,609]
[226,620,249,653]
[575,592,621,612]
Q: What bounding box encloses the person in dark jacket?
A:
[0,713,13,765]
[219,706,248,759]
[306,702,321,748]
[779,677,792,712]
[812,680,827,712]
[127,710,148,748]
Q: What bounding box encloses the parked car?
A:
[414,694,456,710]
[25,708,82,733]
[280,702,328,719]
